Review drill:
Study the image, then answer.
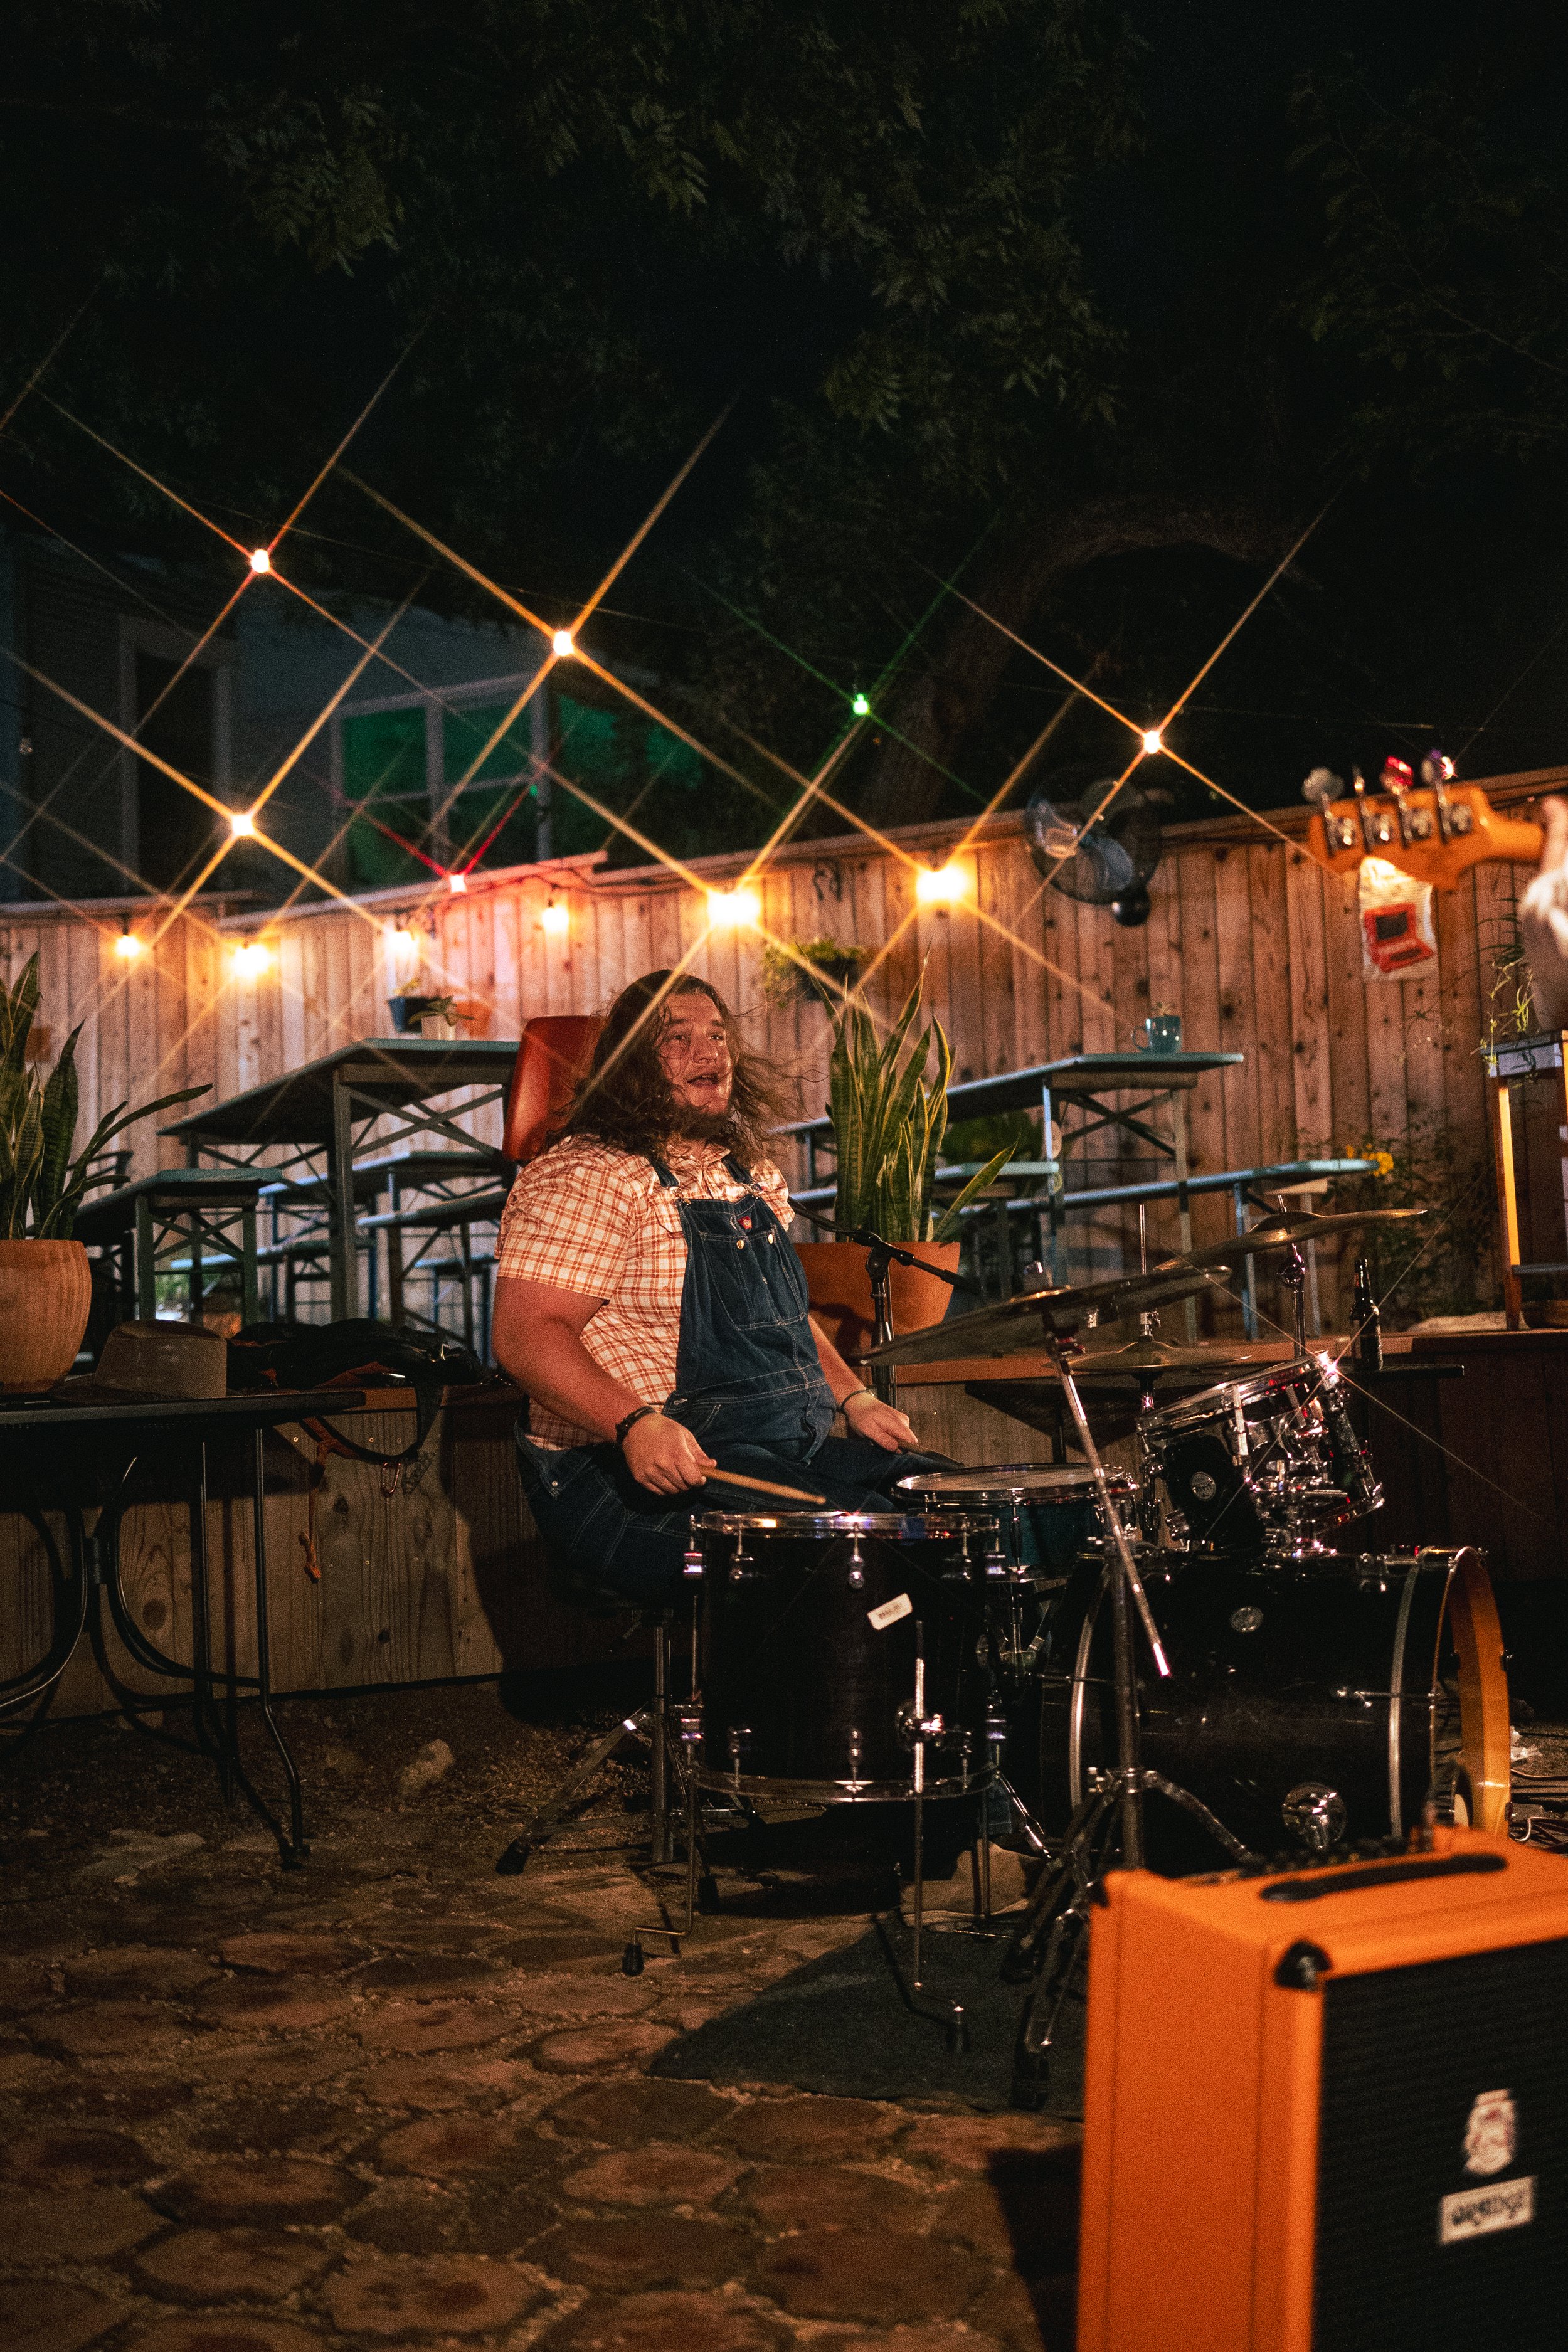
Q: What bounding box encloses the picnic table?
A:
[163,1039,517,1321]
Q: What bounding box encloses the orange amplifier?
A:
[1077,1828,1568,2352]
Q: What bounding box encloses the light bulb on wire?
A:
[852,692,871,719]
[541,901,569,936]
[249,548,272,576]
[707,886,760,929]
[551,629,575,659]
[1141,729,1163,758]
[114,931,144,962]
[232,941,271,978]
[229,808,257,838]
[915,862,968,908]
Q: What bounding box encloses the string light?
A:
[1141,729,1163,757]
[852,692,871,718]
[229,809,257,837]
[915,862,968,906]
[551,629,575,659]
[231,940,271,977]
[541,901,569,936]
[447,871,467,895]
[707,886,760,928]
[249,548,272,576]
[113,931,144,961]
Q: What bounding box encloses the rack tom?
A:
[691,1510,997,1803]
[1139,1355,1380,1554]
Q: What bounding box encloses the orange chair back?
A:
[502,1015,603,1164]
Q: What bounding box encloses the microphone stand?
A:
[792,1205,982,1404]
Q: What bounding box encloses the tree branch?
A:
[859,492,1292,825]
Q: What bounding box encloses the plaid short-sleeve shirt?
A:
[495,1134,793,1448]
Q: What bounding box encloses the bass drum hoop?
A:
[691,1765,996,1806]
[1064,1545,1510,1837]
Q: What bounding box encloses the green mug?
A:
[1134,1014,1182,1054]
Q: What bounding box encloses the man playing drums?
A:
[492,970,948,1602]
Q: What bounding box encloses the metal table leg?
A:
[1173,1091,1196,1341]
[240,1206,259,1326]
[329,1071,358,1323]
[135,1196,156,1321]
[252,1426,307,1865]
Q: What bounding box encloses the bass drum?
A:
[1032,1545,1511,1870]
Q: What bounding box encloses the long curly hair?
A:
[558,971,792,1168]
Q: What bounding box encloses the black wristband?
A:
[615,1404,661,1447]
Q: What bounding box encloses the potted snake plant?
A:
[0,955,206,1391]
[794,972,1010,1360]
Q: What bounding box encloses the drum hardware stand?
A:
[624,1702,720,1975]
[885,1619,972,2052]
[1003,1325,1260,2108]
[1279,1241,1309,1355]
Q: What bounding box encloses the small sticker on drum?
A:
[868,1593,913,1631]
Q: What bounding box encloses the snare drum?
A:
[692,1510,997,1803]
[1139,1355,1380,1554]
[896,1463,1138,1577]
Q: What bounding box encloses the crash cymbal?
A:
[861,1264,1231,1367]
[1162,1206,1426,1273]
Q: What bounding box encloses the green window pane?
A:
[556,694,629,793]
[449,783,538,872]
[342,708,426,802]
[347,795,432,887]
[645,722,702,793]
[444,700,534,787]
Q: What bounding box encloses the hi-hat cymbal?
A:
[1164,1206,1426,1273]
[861,1264,1231,1367]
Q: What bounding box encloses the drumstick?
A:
[702,1468,829,1505]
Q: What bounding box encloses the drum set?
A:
[635,1213,1512,2079]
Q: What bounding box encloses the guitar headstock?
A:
[1303,765,1543,891]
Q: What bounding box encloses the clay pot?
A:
[795,1239,963,1363]
[0,1238,92,1392]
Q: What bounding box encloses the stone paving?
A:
[0,1680,1078,2352]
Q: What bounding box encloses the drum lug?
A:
[1282,1780,1348,1857]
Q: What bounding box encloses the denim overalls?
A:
[514,1153,949,1603]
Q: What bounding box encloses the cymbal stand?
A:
[1004,1327,1256,2108]
[1279,1241,1308,1355]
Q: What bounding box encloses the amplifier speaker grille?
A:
[1315,1934,1568,2349]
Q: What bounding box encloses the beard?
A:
[674,1102,738,1144]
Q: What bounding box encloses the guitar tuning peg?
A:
[1380,756,1414,794]
[1301,766,1341,810]
[1420,746,1454,787]
[1351,765,1368,798]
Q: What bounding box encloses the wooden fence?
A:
[9,763,1560,1320]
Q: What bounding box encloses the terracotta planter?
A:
[795,1239,963,1363]
[0,1238,93,1392]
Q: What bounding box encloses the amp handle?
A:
[1260,1853,1506,1904]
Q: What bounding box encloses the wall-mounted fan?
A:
[1024,771,1163,928]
